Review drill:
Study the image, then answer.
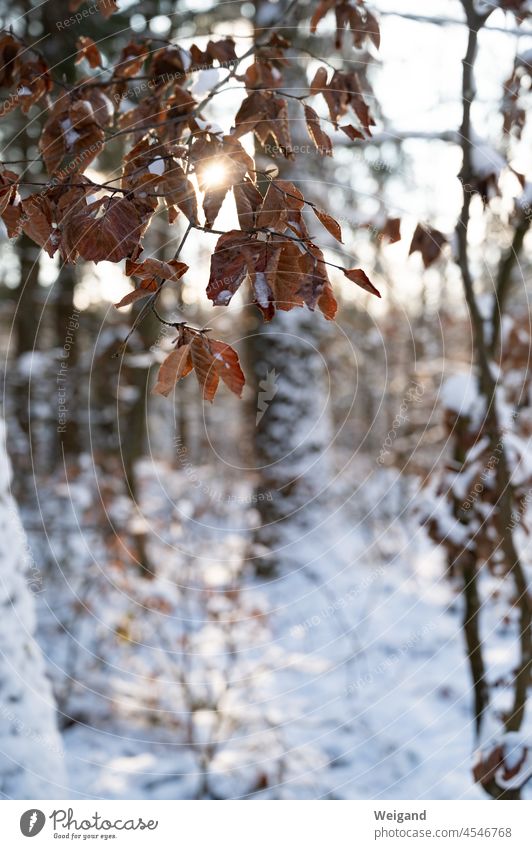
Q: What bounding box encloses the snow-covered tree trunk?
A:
[0,419,66,798]
[249,308,333,574]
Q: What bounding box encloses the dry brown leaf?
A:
[312,206,342,242]
[152,343,193,397]
[114,279,158,309]
[304,104,332,156]
[210,339,245,397]
[76,37,102,69]
[190,336,220,401]
[343,267,381,297]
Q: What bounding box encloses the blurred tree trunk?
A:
[121,309,159,501]
[54,265,81,458]
[248,308,332,575]
[248,0,333,576]
[15,235,41,358]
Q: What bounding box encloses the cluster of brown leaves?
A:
[40,89,113,175]
[207,178,381,321]
[232,34,376,159]
[189,38,238,71]
[0,33,51,115]
[153,327,245,402]
[502,52,532,139]
[426,313,532,574]
[473,738,530,793]
[497,0,532,21]
[114,258,188,308]
[309,66,375,140]
[0,2,385,402]
[15,179,153,263]
[311,0,380,50]
[121,134,199,224]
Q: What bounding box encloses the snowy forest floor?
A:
[25,459,513,800]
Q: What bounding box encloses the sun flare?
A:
[201,161,228,188]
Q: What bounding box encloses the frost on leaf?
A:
[207,230,251,306]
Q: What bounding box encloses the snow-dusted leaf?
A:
[310,0,336,33]
[114,41,147,78]
[207,230,250,305]
[298,243,331,310]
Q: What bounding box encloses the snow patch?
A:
[148,157,165,177]
[440,372,484,421]
[254,272,271,309]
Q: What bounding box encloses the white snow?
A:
[60,118,81,150]
[440,372,484,422]
[195,117,224,137]
[42,463,487,800]
[148,157,165,177]
[254,272,271,309]
[516,182,532,210]
[0,419,66,798]
[119,97,136,114]
[99,92,115,121]
[474,1,500,13]
[471,138,506,179]
[192,68,220,96]
[180,47,192,72]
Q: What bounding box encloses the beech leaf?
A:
[343,268,381,297]
[152,344,193,397]
[312,206,343,242]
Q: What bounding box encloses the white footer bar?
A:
[3,800,531,848]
